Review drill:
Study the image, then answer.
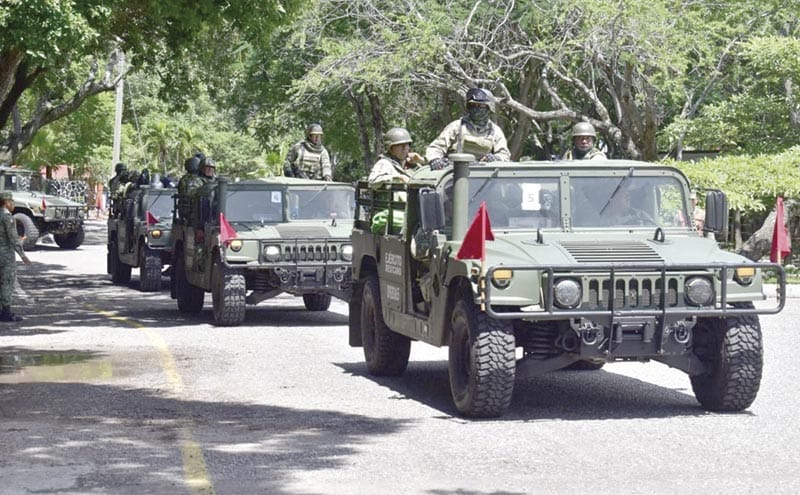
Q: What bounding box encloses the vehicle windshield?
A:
[287,188,355,221]
[444,177,561,229]
[2,173,32,192]
[145,191,174,220]
[224,189,286,223]
[571,176,689,228]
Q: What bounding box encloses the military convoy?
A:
[107,183,175,291]
[0,166,86,250]
[169,176,355,326]
[349,155,785,417]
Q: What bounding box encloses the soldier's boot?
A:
[0,306,22,322]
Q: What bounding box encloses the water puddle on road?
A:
[0,351,112,383]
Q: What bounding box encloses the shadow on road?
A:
[0,372,409,493]
[336,360,713,422]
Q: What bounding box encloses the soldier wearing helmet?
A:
[284,123,333,181]
[368,127,425,187]
[562,122,607,160]
[425,87,510,169]
[107,162,128,212]
[177,153,205,223]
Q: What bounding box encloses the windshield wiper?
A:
[299,184,329,209]
[599,167,634,215]
[470,168,499,202]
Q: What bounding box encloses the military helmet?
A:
[572,122,597,138]
[384,127,412,150]
[114,162,127,174]
[184,156,201,174]
[306,123,324,136]
[0,191,12,201]
[465,87,496,112]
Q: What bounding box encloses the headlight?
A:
[734,266,755,286]
[263,245,281,262]
[491,268,513,289]
[150,229,162,239]
[553,278,582,308]
[341,244,353,262]
[229,239,243,252]
[685,277,714,306]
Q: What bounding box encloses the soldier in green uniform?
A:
[425,87,510,169]
[368,128,425,187]
[562,122,607,160]
[108,162,128,217]
[0,192,31,322]
[284,123,333,181]
[177,154,205,223]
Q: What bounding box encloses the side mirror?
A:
[704,190,728,234]
[419,188,445,232]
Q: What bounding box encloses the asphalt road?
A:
[1,220,799,494]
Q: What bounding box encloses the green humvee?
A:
[0,166,86,249]
[350,155,786,418]
[107,185,175,291]
[170,176,355,326]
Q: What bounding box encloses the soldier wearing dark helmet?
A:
[425,88,510,170]
[177,153,205,223]
[284,123,332,181]
[108,162,128,214]
[562,122,607,160]
[368,127,425,188]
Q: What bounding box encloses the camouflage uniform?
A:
[562,147,607,160]
[284,141,332,181]
[425,118,510,162]
[368,154,415,188]
[0,194,25,318]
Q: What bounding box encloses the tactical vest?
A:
[297,143,325,180]
[458,121,495,158]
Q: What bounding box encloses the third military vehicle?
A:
[0,166,86,249]
[170,176,355,326]
[350,155,785,418]
[107,182,176,291]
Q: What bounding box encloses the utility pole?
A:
[111,50,125,174]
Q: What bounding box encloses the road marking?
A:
[88,306,215,495]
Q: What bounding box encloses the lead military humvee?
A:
[170,176,355,326]
[107,184,175,291]
[350,156,786,418]
[0,166,86,249]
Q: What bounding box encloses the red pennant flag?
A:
[41,197,47,211]
[219,212,237,246]
[770,196,791,263]
[146,211,159,225]
[456,201,494,261]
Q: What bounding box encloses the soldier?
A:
[425,87,510,170]
[108,162,128,216]
[562,122,607,160]
[0,192,31,322]
[177,154,204,223]
[368,128,425,187]
[284,123,333,181]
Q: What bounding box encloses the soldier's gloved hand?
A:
[283,164,294,177]
[481,153,500,162]
[429,157,451,171]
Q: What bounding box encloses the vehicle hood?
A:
[14,190,85,209]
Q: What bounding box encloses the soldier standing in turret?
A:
[426,88,510,170]
[562,122,607,160]
[284,123,333,181]
[0,192,31,322]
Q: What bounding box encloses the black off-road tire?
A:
[211,258,246,326]
[108,238,131,284]
[690,303,763,412]
[175,250,204,314]
[139,246,163,292]
[449,298,516,418]
[303,293,332,311]
[360,275,410,376]
[53,225,85,249]
[13,213,39,250]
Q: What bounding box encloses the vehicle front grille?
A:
[560,241,663,263]
[281,243,340,262]
[583,276,679,309]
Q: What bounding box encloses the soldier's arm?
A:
[424,121,458,162]
[493,128,511,161]
[321,149,333,181]
[283,145,299,176]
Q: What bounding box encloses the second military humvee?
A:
[170,176,355,326]
[0,166,86,250]
[107,184,175,291]
[350,155,785,418]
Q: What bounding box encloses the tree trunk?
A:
[367,90,384,163]
[347,90,371,169]
[737,200,796,262]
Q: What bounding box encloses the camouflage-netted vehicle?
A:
[350,155,785,418]
[0,166,86,249]
[170,176,355,326]
[107,185,175,291]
